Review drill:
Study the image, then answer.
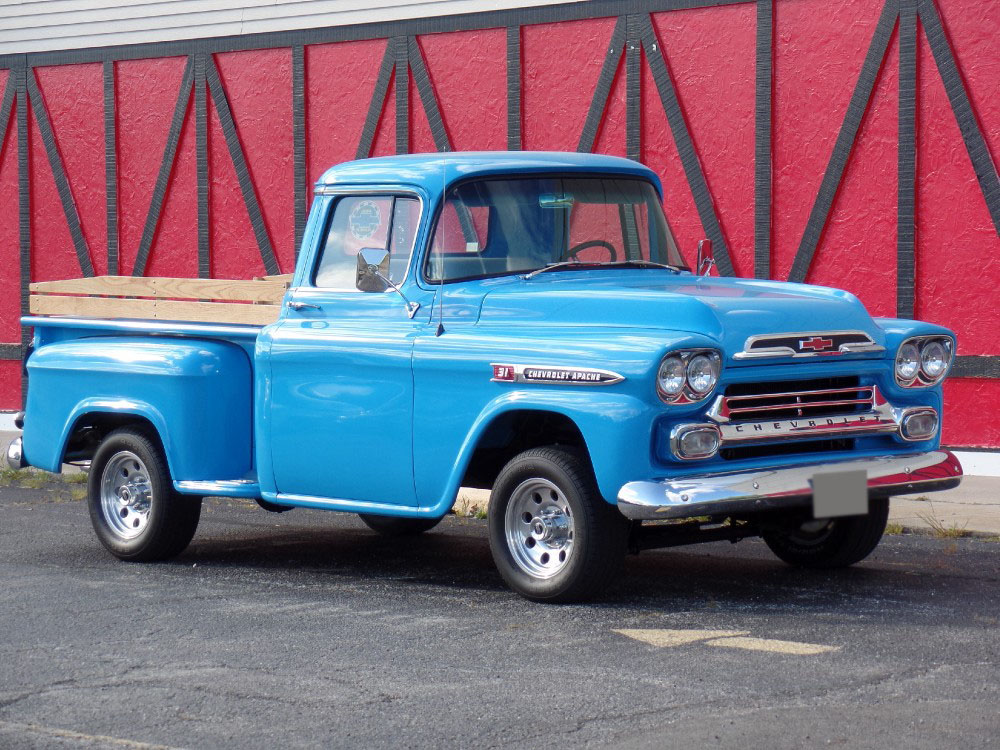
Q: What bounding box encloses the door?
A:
[268,193,424,505]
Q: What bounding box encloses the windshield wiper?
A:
[523,261,588,280]
[523,259,683,280]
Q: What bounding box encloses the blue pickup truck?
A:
[7,152,963,601]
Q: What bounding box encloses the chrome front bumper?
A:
[617,450,963,521]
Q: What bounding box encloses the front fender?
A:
[422,390,655,512]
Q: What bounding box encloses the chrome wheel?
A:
[99,451,153,540]
[504,477,575,579]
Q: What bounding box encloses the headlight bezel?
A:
[895,335,954,387]
[657,348,721,404]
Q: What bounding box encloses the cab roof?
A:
[316,151,663,196]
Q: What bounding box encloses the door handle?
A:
[286,300,320,311]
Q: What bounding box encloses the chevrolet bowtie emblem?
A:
[799,336,834,352]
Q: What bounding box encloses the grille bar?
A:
[724,386,874,404]
[726,397,874,417]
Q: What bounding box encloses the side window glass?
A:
[314,195,419,288]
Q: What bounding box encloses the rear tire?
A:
[359,514,442,537]
[763,498,889,568]
[87,428,201,562]
[488,446,628,603]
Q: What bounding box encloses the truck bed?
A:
[29,274,291,326]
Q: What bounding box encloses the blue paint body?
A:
[19,153,954,520]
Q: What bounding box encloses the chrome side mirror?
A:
[355,247,421,319]
[696,239,715,276]
[356,247,391,292]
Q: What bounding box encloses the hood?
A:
[476,271,884,362]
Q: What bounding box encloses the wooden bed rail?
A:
[29,275,292,326]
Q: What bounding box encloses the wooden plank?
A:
[30,294,280,325]
[29,275,288,303]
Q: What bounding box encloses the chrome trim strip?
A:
[174,479,261,499]
[617,450,963,521]
[490,363,624,386]
[734,329,884,359]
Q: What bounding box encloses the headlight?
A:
[920,340,948,379]
[657,349,721,403]
[895,336,953,387]
[895,342,920,383]
[657,356,686,398]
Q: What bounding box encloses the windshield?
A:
[424,176,687,282]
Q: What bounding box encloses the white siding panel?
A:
[0,0,573,55]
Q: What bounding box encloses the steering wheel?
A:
[565,240,619,263]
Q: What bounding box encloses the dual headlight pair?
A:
[656,349,721,404]
[895,336,953,387]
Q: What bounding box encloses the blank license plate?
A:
[812,469,868,518]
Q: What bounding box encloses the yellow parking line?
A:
[704,636,840,655]
[614,628,749,648]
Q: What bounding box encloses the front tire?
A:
[762,498,889,568]
[87,428,202,561]
[488,447,628,603]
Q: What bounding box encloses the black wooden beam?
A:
[17,67,31,393]
[5,0,752,70]
[206,56,280,275]
[194,54,209,279]
[0,343,22,360]
[408,36,451,152]
[577,16,625,153]
[506,26,521,151]
[25,68,95,278]
[133,55,194,277]
[0,74,15,161]
[952,356,1000,379]
[917,0,1000,235]
[292,44,306,260]
[788,0,898,283]
[754,0,773,280]
[625,15,641,162]
[394,36,409,155]
[102,61,119,276]
[356,42,395,160]
[639,13,734,277]
[896,0,916,318]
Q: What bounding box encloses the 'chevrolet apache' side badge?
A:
[491,363,624,386]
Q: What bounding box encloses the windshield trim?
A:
[420,173,688,285]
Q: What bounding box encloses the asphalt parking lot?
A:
[1,481,998,749]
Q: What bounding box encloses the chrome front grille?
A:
[719,377,874,422]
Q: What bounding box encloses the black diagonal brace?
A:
[788,0,898,283]
[917,0,1000,235]
[356,42,395,160]
[133,56,194,277]
[25,68,95,277]
[408,36,451,152]
[639,13,734,277]
[0,74,15,154]
[578,16,625,154]
[206,56,280,275]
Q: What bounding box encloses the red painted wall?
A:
[0,0,998,446]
